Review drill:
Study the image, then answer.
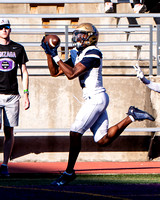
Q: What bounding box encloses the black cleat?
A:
[0,165,10,177]
[51,171,76,186]
[127,106,155,121]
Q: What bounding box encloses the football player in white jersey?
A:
[41,23,155,186]
[133,64,160,93]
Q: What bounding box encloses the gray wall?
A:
[19,75,158,129]
[1,75,159,163]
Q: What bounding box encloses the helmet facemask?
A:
[72,23,99,50]
[72,30,89,50]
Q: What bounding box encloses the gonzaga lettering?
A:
[0,51,16,58]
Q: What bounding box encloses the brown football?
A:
[44,34,60,49]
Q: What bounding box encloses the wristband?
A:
[24,89,29,94]
[141,77,150,85]
[53,55,60,64]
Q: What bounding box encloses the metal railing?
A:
[0,127,159,133]
[0,0,104,3]
[1,13,160,18]
[10,24,158,75]
[0,0,144,3]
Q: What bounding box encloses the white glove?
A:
[133,64,150,84]
[133,64,144,79]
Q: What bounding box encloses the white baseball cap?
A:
[0,18,10,26]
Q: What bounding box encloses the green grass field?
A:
[0,174,160,200]
[75,174,160,185]
[0,174,160,186]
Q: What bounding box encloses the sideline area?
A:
[6,161,160,174]
[1,162,160,200]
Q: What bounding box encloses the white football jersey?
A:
[72,46,106,98]
[147,81,160,93]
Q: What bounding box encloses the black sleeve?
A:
[65,57,74,68]
[81,57,100,69]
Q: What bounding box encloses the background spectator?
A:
[104,0,146,13]
[144,0,160,13]
[144,0,160,24]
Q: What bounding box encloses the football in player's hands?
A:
[44,34,60,49]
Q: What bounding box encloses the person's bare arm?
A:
[21,64,30,110]
[46,54,63,77]
[41,37,63,77]
[41,38,86,78]
[57,60,87,80]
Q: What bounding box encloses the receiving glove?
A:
[41,36,58,57]
[133,64,144,79]
[41,36,60,64]
[133,64,150,84]
[41,36,51,54]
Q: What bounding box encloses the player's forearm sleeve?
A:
[146,81,160,93]
[141,76,150,84]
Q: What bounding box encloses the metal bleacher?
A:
[0,0,104,3]
[9,23,158,76]
[0,1,158,76]
[0,0,135,3]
